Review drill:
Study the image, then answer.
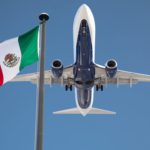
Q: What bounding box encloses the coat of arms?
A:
[3,53,20,67]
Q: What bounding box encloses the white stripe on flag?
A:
[0,37,21,84]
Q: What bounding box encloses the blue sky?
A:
[0,0,150,150]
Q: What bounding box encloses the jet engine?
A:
[105,59,117,78]
[51,60,63,78]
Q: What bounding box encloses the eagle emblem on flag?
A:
[3,53,20,68]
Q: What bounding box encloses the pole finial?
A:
[39,13,49,21]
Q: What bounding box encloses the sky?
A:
[0,0,150,150]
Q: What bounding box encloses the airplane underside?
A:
[12,4,150,116]
[54,4,116,115]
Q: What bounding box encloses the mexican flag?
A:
[0,26,40,86]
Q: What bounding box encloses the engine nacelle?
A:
[105,59,117,78]
[51,60,63,78]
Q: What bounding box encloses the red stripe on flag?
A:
[0,65,4,86]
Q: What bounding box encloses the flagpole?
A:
[35,13,49,150]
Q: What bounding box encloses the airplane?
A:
[12,4,150,116]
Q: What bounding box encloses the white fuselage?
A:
[73,4,96,115]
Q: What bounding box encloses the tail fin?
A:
[53,107,116,115]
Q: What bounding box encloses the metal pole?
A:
[35,13,49,150]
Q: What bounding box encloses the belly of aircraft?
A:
[77,88,92,109]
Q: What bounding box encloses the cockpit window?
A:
[81,19,87,27]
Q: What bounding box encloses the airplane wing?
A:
[94,64,150,86]
[11,65,74,86]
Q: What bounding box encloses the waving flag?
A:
[0,26,39,86]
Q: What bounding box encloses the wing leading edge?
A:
[95,64,150,86]
[12,64,150,86]
[11,65,74,86]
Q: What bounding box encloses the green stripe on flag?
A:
[19,26,39,70]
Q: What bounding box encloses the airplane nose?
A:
[73,4,96,61]
[80,4,88,10]
[78,4,90,15]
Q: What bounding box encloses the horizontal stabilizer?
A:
[53,107,116,115]
[88,107,116,114]
[53,108,80,114]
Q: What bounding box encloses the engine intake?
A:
[105,59,117,78]
[51,60,63,78]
